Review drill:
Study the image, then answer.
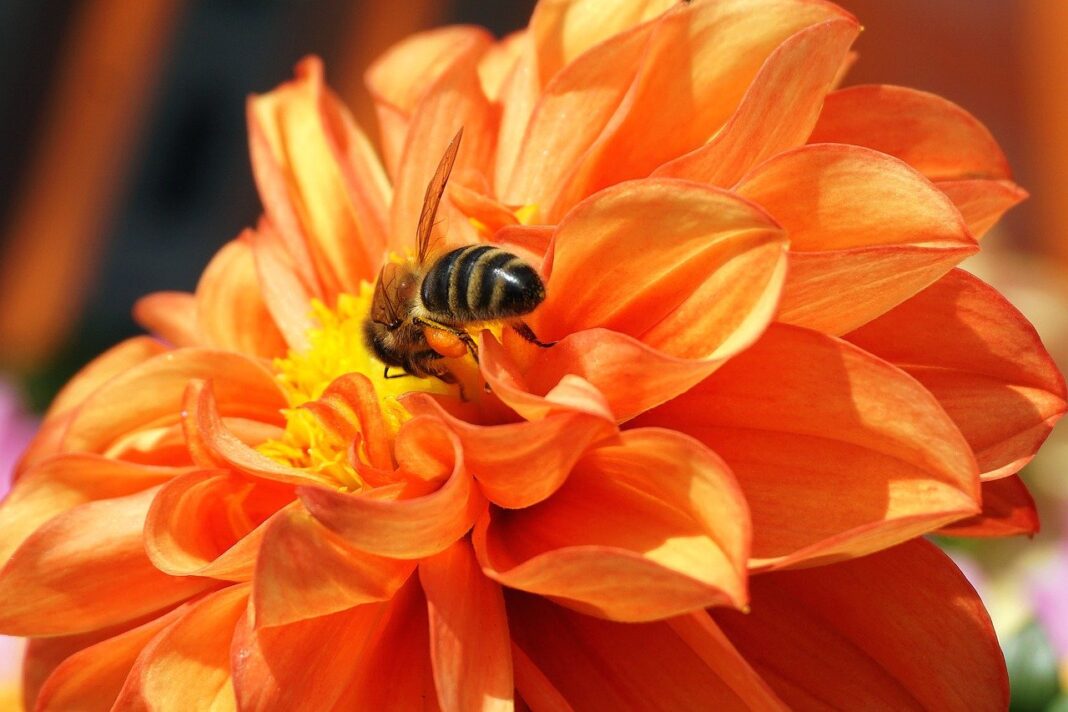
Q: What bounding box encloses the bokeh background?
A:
[0,0,1065,709]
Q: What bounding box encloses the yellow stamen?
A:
[257,282,457,489]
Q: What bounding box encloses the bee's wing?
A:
[416,128,463,264]
[371,262,403,325]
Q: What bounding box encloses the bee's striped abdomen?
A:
[421,245,545,322]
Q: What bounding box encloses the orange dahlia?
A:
[3,1,1065,709]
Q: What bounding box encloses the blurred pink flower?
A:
[0,381,34,707]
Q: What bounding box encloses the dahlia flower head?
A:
[3,1,1065,710]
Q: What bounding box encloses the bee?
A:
[364,128,551,390]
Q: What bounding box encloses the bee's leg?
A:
[383,366,411,379]
[512,320,556,348]
[414,317,480,363]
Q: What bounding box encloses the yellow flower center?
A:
[257,282,458,489]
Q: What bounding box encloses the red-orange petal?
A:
[233,579,438,711]
[0,453,181,565]
[845,269,1067,480]
[654,18,858,187]
[60,348,284,456]
[939,475,1040,538]
[809,84,1012,180]
[507,592,758,708]
[936,178,1028,239]
[0,488,214,636]
[403,390,616,508]
[475,429,749,622]
[252,503,415,628]
[636,323,980,570]
[132,292,201,349]
[713,539,1008,710]
[736,143,977,334]
[300,417,484,559]
[34,605,186,712]
[535,179,787,361]
[420,539,513,712]
[144,469,294,582]
[113,585,249,710]
[194,235,288,360]
[249,57,389,297]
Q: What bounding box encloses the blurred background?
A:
[0,0,1065,709]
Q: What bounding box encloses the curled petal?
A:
[195,235,288,359]
[34,605,187,712]
[936,178,1028,239]
[845,269,1067,480]
[233,579,436,711]
[420,539,513,712]
[637,324,980,570]
[714,540,1008,710]
[183,379,332,487]
[939,476,1040,538]
[736,144,977,334]
[0,488,213,636]
[403,390,617,508]
[249,57,390,296]
[301,417,484,559]
[300,372,393,471]
[475,429,749,622]
[132,292,200,349]
[145,470,294,581]
[654,18,859,187]
[508,592,764,708]
[253,504,415,628]
[536,179,787,359]
[810,84,1012,180]
[0,453,181,565]
[113,585,249,710]
[61,348,284,455]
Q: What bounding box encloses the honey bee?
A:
[364,128,551,389]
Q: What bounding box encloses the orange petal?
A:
[300,417,484,558]
[481,329,721,423]
[809,84,1012,180]
[475,429,749,622]
[388,33,496,256]
[246,220,316,351]
[0,453,180,565]
[233,579,438,711]
[0,487,213,636]
[249,57,389,297]
[144,470,294,581]
[367,26,493,177]
[510,644,573,712]
[528,0,674,85]
[713,539,1008,709]
[34,605,186,712]
[654,18,858,187]
[195,235,288,359]
[46,336,166,419]
[845,269,1067,480]
[636,323,980,570]
[300,372,393,472]
[252,503,415,628]
[478,30,525,103]
[936,178,1028,239]
[183,379,332,487]
[403,391,616,508]
[132,291,201,348]
[420,539,513,712]
[113,585,249,711]
[540,0,852,217]
[508,592,758,708]
[536,179,786,359]
[939,475,1040,538]
[736,144,977,334]
[60,348,285,456]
